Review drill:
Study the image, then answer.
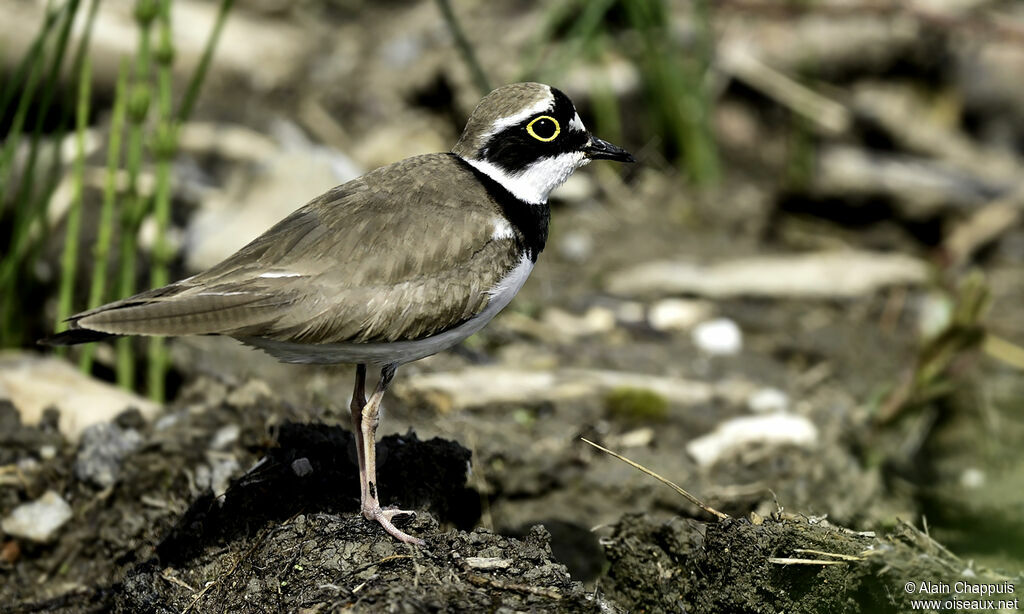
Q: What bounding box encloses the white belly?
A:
[238,255,535,366]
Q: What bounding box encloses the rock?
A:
[0,1,311,95]
[614,301,646,325]
[185,120,361,271]
[960,467,985,489]
[395,366,756,414]
[606,251,929,299]
[210,424,241,450]
[540,306,616,340]
[194,456,241,498]
[557,230,593,263]
[692,318,743,356]
[747,388,790,414]
[686,414,819,468]
[225,379,273,408]
[1,491,73,543]
[553,173,596,203]
[608,427,655,449]
[648,299,712,332]
[0,352,159,443]
[464,556,513,570]
[74,423,144,488]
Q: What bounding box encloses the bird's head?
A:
[453,82,634,205]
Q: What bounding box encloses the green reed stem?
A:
[146,0,176,402]
[115,0,157,389]
[80,59,130,372]
[534,0,616,84]
[176,0,234,122]
[623,0,718,185]
[0,4,65,191]
[0,0,81,344]
[434,0,490,95]
[55,56,93,346]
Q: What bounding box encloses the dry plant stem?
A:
[792,548,864,561]
[717,44,851,135]
[580,438,730,521]
[983,334,1024,372]
[768,557,847,566]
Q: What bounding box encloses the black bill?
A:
[583,136,636,163]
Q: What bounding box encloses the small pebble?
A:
[686,414,818,468]
[1,540,20,565]
[464,556,512,570]
[959,467,985,489]
[558,230,593,263]
[614,427,654,448]
[210,424,241,450]
[74,423,143,488]
[1,491,73,543]
[692,318,743,355]
[648,299,711,331]
[615,301,646,325]
[747,388,789,413]
[291,457,314,477]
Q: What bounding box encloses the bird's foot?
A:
[363,505,425,545]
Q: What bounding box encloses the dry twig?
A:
[581,438,730,521]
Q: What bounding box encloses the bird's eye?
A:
[526,115,560,142]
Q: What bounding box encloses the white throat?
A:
[465,153,589,205]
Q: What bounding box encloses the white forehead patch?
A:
[483,88,554,140]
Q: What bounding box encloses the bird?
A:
[42,82,635,544]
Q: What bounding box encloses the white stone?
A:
[687,414,819,468]
[959,467,985,489]
[210,424,241,450]
[607,251,928,299]
[747,388,790,413]
[0,352,159,443]
[692,318,743,355]
[558,230,593,263]
[615,301,646,325]
[1,490,73,543]
[541,306,615,340]
[648,299,712,331]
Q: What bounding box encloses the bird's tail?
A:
[39,328,119,346]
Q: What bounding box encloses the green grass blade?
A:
[434,0,490,95]
[176,0,234,122]
[80,59,130,372]
[55,55,92,346]
[115,2,157,389]
[146,0,176,402]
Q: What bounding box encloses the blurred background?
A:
[2,0,1024,609]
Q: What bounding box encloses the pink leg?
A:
[348,364,368,506]
[358,364,424,545]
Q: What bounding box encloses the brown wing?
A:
[67,154,522,344]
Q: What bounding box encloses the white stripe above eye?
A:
[258,272,303,278]
[569,112,585,132]
[482,90,554,140]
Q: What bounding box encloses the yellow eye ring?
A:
[526,115,560,142]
